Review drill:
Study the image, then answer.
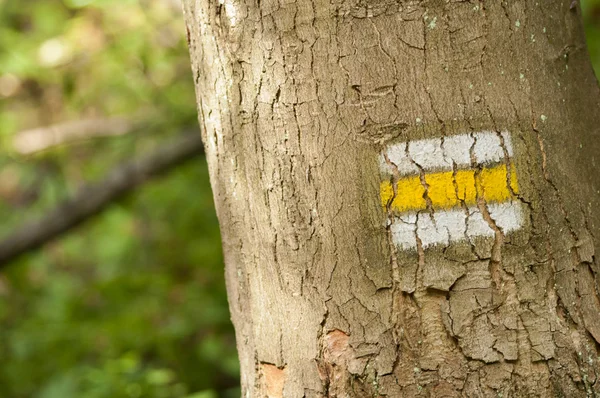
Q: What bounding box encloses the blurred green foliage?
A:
[583,0,600,76]
[0,0,238,397]
[1,0,600,397]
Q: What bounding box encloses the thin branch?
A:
[12,116,145,154]
[0,131,205,266]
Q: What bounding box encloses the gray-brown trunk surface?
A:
[184,0,600,396]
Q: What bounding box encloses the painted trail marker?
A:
[380,131,523,250]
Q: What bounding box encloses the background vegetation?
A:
[0,0,599,397]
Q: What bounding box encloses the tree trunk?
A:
[183,0,600,396]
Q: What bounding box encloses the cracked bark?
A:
[184,0,600,396]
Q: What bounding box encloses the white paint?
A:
[408,138,451,170]
[488,201,523,233]
[399,212,418,225]
[390,201,523,250]
[384,142,419,175]
[417,212,450,248]
[466,207,495,239]
[383,131,522,250]
[434,209,468,242]
[379,153,393,175]
[473,131,511,165]
[390,214,417,251]
[381,131,513,175]
[442,133,474,166]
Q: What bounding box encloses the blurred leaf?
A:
[146,369,176,386]
[185,391,219,398]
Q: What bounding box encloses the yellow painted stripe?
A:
[380,163,519,212]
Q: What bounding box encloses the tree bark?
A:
[183,0,600,396]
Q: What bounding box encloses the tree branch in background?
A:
[0,131,204,266]
[12,116,145,154]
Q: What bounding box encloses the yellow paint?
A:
[426,171,466,209]
[454,169,477,203]
[380,180,394,208]
[395,175,427,212]
[380,176,426,212]
[477,164,519,203]
[380,163,519,212]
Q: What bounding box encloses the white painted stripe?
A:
[488,201,523,233]
[390,213,417,251]
[442,133,474,166]
[379,153,394,175]
[381,131,513,175]
[390,201,523,250]
[382,142,419,175]
[473,131,513,165]
[417,212,451,248]
[465,207,495,239]
[409,138,452,171]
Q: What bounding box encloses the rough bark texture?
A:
[184,0,600,396]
